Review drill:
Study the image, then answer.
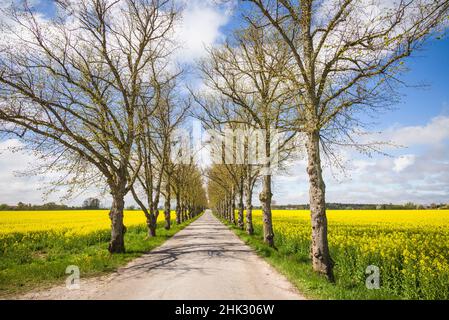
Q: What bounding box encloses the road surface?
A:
[19,210,304,300]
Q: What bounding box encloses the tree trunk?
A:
[221,202,225,219]
[164,205,171,230]
[306,130,334,281]
[180,202,185,222]
[147,218,156,238]
[189,205,193,219]
[147,213,157,237]
[164,183,171,230]
[245,177,254,235]
[238,179,244,229]
[230,194,236,225]
[108,193,126,253]
[182,203,187,222]
[224,195,229,221]
[175,192,181,224]
[259,174,274,247]
[227,196,231,222]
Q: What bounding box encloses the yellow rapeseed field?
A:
[0,210,168,236]
[252,210,449,299]
[1,209,447,298]
[0,210,179,295]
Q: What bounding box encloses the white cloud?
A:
[174,1,233,63]
[0,139,47,205]
[2,115,449,206]
[0,139,103,206]
[393,154,416,173]
[384,116,449,147]
[275,115,449,205]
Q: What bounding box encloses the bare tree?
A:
[197,25,298,246]
[0,0,177,253]
[184,166,208,217]
[193,95,253,229]
[242,0,449,280]
[129,69,188,237]
[207,164,237,223]
[170,161,207,223]
[159,84,191,230]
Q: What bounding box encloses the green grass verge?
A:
[0,215,201,298]
[220,217,401,300]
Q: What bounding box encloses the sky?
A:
[0,0,448,206]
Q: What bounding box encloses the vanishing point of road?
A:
[20,210,305,300]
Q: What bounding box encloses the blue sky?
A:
[377,38,449,128]
[273,36,449,205]
[219,3,449,205]
[30,0,449,129]
[0,0,448,206]
[227,7,449,129]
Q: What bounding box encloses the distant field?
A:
[0,210,165,235]
[247,210,449,299]
[0,210,193,297]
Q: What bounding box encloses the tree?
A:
[169,158,207,224]
[193,96,249,228]
[184,166,208,218]
[242,0,449,280]
[157,77,190,230]
[197,25,298,246]
[243,157,260,235]
[0,0,177,253]
[83,198,101,210]
[129,70,186,237]
[207,164,236,223]
[171,163,186,224]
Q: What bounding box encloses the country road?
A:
[19,210,304,300]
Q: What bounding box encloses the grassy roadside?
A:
[0,214,201,298]
[219,216,400,300]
